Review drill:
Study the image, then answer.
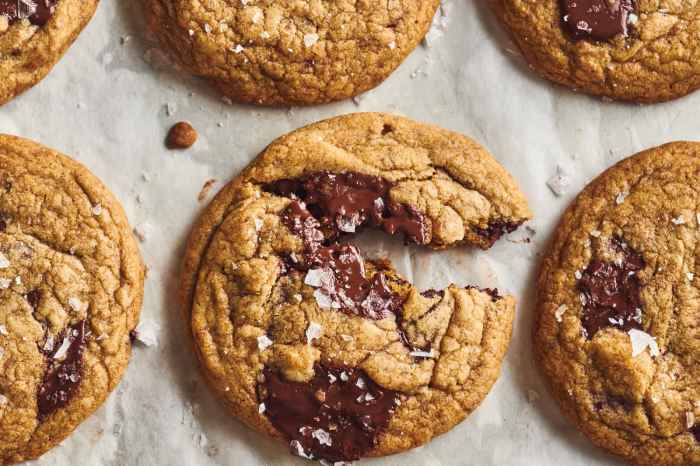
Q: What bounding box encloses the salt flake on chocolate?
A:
[53,335,72,360]
[312,428,332,447]
[628,329,660,358]
[290,440,313,459]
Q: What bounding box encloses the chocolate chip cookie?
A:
[536,142,700,466]
[0,135,144,464]
[180,113,532,462]
[0,0,98,105]
[145,0,440,105]
[491,1,700,103]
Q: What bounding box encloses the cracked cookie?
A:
[0,135,144,464]
[180,113,532,462]
[536,142,700,466]
[144,0,440,105]
[490,1,700,103]
[0,0,98,105]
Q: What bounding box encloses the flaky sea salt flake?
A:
[306,321,322,344]
[555,304,568,323]
[628,329,660,358]
[257,335,273,351]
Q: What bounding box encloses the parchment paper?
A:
[3,0,699,464]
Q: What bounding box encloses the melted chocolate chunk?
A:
[0,0,59,26]
[26,289,41,309]
[691,425,700,442]
[474,220,522,248]
[281,202,404,320]
[37,320,86,419]
[262,364,400,462]
[561,0,635,41]
[269,171,430,244]
[577,238,644,338]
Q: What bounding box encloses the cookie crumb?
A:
[258,403,266,414]
[527,389,540,403]
[198,179,217,202]
[166,122,198,149]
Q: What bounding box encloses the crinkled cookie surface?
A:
[536,142,700,466]
[181,113,532,462]
[0,135,144,464]
[145,0,440,105]
[0,0,98,105]
[491,1,700,102]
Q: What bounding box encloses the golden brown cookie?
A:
[145,0,440,105]
[536,142,700,466]
[0,135,144,464]
[0,0,99,106]
[180,113,532,462]
[490,1,700,103]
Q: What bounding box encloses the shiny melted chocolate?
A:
[269,171,430,244]
[561,0,635,41]
[262,364,400,462]
[577,238,644,338]
[37,320,86,419]
[281,200,404,320]
[0,0,59,26]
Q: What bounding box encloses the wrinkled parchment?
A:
[4,0,699,465]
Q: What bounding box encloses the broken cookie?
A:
[180,113,532,462]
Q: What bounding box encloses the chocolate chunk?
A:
[561,0,635,41]
[280,201,405,320]
[473,220,522,247]
[268,171,430,245]
[577,237,644,338]
[261,364,400,462]
[0,0,59,26]
[37,320,86,420]
[26,289,41,309]
[691,425,700,442]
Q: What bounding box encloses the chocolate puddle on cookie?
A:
[37,320,86,419]
[260,364,400,462]
[560,0,636,41]
[577,237,644,338]
[0,0,59,26]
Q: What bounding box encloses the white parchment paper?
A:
[3,0,700,465]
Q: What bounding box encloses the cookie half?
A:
[491,1,700,103]
[145,0,439,105]
[536,142,700,466]
[0,0,98,105]
[0,135,144,464]
[181,113,532,462]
